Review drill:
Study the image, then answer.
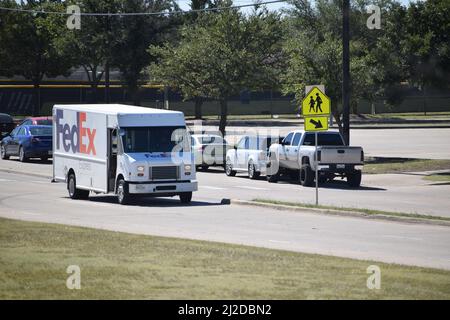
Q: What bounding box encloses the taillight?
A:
[317,150,322,162]
[361,150,364,162]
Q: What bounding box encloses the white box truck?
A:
[52,104,197,205]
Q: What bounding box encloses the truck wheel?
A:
[0,145,9,160]
[248,161,260,180]
[299,164,314,187]
[267,173,279,183]
[68,173,89,200]
[225,159,236,176]
[117,178,132,205]
[347,170,362,188]
[19,146,27,162]
[179,192,192,203]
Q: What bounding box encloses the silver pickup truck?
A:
[266,130,364,187]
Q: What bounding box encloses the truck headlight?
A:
[184,164,192,174]
[137,166,145,172]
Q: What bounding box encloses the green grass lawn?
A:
[251,199,450,222]
[423,172,450,183]
[0,218,449,299]
[363,158,450,174]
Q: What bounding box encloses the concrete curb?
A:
[231,199,450,227]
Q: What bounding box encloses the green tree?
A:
[150,3,284,135]
[403,0,450,95]
[282,0,391,130]
[0,0,73,115]
[59,0,121,103]
[111,0,179,106]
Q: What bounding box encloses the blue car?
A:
[1,125,53,162]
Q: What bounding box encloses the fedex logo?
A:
[56,110,97,155]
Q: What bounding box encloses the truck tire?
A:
[299,164,314,187]
[225,158,236,176]
[267,173,279,183]
[68,173,89,200]
[0,145,9,160]
[347,170,362,188]
[179,192,192,203]
[117,178,133,205]
[248,161,260,180]
[19,146,27,162]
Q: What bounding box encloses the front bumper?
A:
[25,148,52,158]
[128,180,198,194]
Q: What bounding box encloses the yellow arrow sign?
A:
[304,116,329,132]
[302,87,331,116]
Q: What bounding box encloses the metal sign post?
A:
[302,85,331,206]
[315,132,318,205]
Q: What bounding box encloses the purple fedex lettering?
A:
[56,109,96,155]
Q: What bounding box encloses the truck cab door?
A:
[287,133,301,168]
[236,137,249,169]
[280,132,293,166]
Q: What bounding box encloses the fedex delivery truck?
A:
[52,104,197,205]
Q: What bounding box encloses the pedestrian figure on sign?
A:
[309,96,315,113]
[315,93,323,112]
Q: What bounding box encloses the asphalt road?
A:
[1,158,449,217]
[0,171,450,270]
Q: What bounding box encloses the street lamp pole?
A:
[342,0,351,145]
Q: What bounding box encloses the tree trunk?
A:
[32,82,41,116]
[194,98,203,119]
[131,85,141,106]
[219,99,228,137]
[333,110,343,137]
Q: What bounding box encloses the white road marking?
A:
[235,186,270,191]
[0,178,14,182]
[200,185,227,190]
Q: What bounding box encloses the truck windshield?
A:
[121,126,190,153]
[303,133,344,146]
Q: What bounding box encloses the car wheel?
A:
[248,161,260,180]
[267,173,279,183]
[299,164,314,187]
[68,173,89,200]
[347,170,362,188]
[179,192,192,204]
[19,146,27,162]
[117,178,133,205]
[0,145,9,160]
[225,158,236,177]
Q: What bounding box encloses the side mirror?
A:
[233,145,238,150]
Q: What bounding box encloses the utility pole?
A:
[342,0,351,145]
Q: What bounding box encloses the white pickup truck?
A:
[266,130,364,187]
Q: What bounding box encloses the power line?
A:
[0,0,288,16]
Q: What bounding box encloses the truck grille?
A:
[150,166,179,180]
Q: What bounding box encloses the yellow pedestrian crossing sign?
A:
[302,87,331,116]
[304,116,329,132]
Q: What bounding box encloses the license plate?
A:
[337,164,345,169]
